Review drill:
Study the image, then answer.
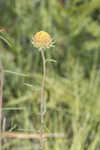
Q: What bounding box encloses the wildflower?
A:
[32,31,54,50]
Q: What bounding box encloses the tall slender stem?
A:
[0,58,4,150]
[40,50,46,149]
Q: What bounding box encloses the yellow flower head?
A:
[32,31,53,49]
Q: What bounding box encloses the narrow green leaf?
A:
[5,70,29,77]
[46,59,57,63]
[24,83,41,90]
[0,35,12,47]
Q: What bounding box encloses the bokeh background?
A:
[0,0,100,149]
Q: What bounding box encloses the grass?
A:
[1,61,100,150]
[0,0,100,149]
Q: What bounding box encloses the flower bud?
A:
[32,31,53,49]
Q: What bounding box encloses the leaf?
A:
[2,107,25,110]
[46,59,57,63]
[24,83,41,90]
[5,70,29,77]
[0,35,12,47]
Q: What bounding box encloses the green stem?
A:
[0,58,4,150]
[40,50,46,149]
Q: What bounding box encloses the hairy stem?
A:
[0,58,4,150]
[40,50,46,150]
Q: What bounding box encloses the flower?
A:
[32,31,53,49]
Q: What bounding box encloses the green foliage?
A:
[0,0,100,149]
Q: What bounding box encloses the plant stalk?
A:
[40,50,46,150]
[0,58,4,150]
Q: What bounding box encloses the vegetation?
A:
[0,0,100,149]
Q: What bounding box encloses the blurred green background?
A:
[0,0,100,149]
